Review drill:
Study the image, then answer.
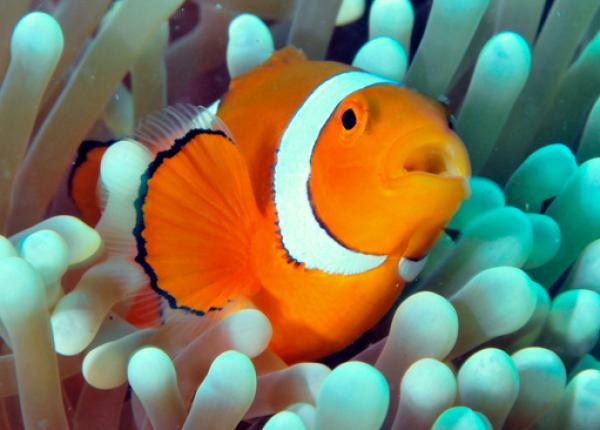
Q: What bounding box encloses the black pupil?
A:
[342,108,357,130]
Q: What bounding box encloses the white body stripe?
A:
[273,71,398,275]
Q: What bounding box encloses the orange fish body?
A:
[72,48,470,363]
[215,48,468,361]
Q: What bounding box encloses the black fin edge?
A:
[68,140,115,200]
[133,128,235,317]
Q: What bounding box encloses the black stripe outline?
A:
[271,71,394,265]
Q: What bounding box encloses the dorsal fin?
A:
[263,46,306,67]
[227,47,307,95]
[134,104,232,152]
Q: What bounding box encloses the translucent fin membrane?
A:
[134,104,233,151]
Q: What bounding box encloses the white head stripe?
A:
[273,71,398,275]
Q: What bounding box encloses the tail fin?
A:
[69,140,113,226]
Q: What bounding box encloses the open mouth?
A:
[383,137,469,187]
[403,148,450,175]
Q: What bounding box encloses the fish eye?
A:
[342,108,357,130]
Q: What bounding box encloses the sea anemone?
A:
[0,0,599,429]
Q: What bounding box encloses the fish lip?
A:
[381,146,466,189]
[381,130,470,190]
[380,170,469,193]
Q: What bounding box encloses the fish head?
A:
[309,84,470,258]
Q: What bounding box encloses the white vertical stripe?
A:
[273,71,399,275]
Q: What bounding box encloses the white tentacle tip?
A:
[100,140,152,196]
[11,12,64,67]
[227,14,274,79]
[353,37,408,82]
[398,254,428,282]
[336,0,367,26]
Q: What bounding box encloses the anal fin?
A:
[134,129,261,315]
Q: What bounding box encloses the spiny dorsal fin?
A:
[134,104,232,152]
[263,46,307,67]
[227,47,307,95]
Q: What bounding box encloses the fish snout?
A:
[383,132,470,187]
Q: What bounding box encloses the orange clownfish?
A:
[70,48,470,363]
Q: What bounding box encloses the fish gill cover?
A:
[0,0,599,429]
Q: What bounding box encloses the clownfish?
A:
[70,48,470,363]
